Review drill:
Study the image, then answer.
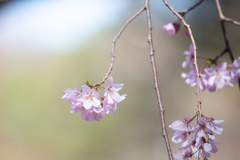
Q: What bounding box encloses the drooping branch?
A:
[145,0,174,159]
[95,6,146,87]
[95,1,174,158]
[162,0,202,116]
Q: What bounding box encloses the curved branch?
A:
[162,0,202,116]
[95,6,146,86]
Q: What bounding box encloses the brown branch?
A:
[212,48,228,63]
[95,1,174,158]
[162,0,202,116]
[215,0,240,89]
[145,0,174,159]
[215,0,240,27]
[215,0,234,62]
[223,17,240,26]
[95,6,146,86]
[180,0,204,16]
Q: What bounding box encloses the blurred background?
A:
[0,0,239,159]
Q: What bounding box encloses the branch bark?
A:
[162,0,202,116]
[180,0,204,16]
[145,0,174,159]
[95,7,145,87]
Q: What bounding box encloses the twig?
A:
[215,0,240,89]
[215,0,234,62]
[95,6,146,86]
[145,0,174,159]
[223,17,240,26]
[212,48,228,64]
[180,0,204,16]
[162,0,202,116]
[215,0,240,27]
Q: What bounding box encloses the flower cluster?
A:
[170,116,224,159]
[62,77,126,122]
[181,44,240,92]
[163,20,240,92]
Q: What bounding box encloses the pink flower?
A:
[78,84,101,109]
[80,107,105,122]
[162,22,180,36]
[191,116,222,158]
[194,136,218,158]
[104,77,126,104]
[62,77,126,122]
[205,62,232,92]
[181,68,208,91]
[191,145,200,158]
[171,115,223,159]
[70,102,83,113]
[182,44,194,68]
[172,130,191,147]
[62,88,81,102]
[205,117,224,135]
[169,117,192,131]
[102,98,117,114]
[230,56,240,85]
[174,147,192,160]
[193,118,213,135]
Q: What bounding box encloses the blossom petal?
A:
[203,143,212,153]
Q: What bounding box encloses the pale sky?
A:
[0,0,128,54]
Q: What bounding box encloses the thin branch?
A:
[223,17,240,26]
[145,0,174,159]
[162,0,202,116]
[180,0,204,16]
[212,48,228,64]
[215,0,234,62]
[215,0,240,89]
[215,0,240,27]
[95,7,146,86]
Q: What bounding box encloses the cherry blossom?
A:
[230,56,240,85]
[104,77,126,104]
[80,107,106,122]
[172,130,191,147]
[181,68,208,91]
[169,117,192,131]
[78,84,101,109]
[162,22,180,36]
[174,147,192,160]
[182,44,194,68]
[205,117,224,135]
[70,101,83,113]
[180,44,240,91]
[205,62,232,92]
[62,88,81,102]
[62,77,126,122]
[170,115,223,159]
[102,98,118,114]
